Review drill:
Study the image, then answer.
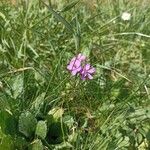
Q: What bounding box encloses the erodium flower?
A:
[80,64,95,80]
[67,54,96,80]
[67,53,86,75]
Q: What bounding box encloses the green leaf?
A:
[61,0,79,12]
[137,133,143,145]
[30,92,46,115]
[19,111,37,138]
[0,136,14,150]
[63,115,74,128]
[29,139,43,150]
[34,71,45,85]
[5,73,24,99]
[146,130,150,140]
[13,136,28,150]
[35,121,47,139]
[0,110,17,136]
[0,127,14,150]
[41,1,74,33]
[47,122,68,144]
[12,73,24,99]
[27,44,39,58]
[117,136,129,148]
[68,132,78,143]
[82,47,91,58]
[48,107,64,122]
[54,142,73,149]
[46,114,55,127]
[0,12,6,21]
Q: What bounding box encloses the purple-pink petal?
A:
[81,76,86,80]
[80,56,86,60]
[67,63,73,70]
[79,64,95,80]
[85,64,90,70]
[70,57,76,62]
[67,65,71,70]
[76,66,82,72]
[88,68,95,74]
[74,60,81,68]
[77,53,82,58]
[77,53,86,61]
[87,74,93,79]
[67,53,95,80]
[71,69,78,76]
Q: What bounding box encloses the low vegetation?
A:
[0,0,150,149]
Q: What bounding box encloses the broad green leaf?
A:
[48,107,64,121]
[0,110,17,136]
[46,113,55,127]
[35,121,47,139]
[29,139,43,150]
[13,136,28,150]
[30,92,46,115]
[5,74,24,99]
[63,115,74,128]
[34,71,45,85]
[12,73,24,99]
[117,136,129,148]
[137,133,143,145]
[138,139,149,150]
[19,111,37,138]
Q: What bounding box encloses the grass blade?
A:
[60,0,80,12]
[40,0,74,33]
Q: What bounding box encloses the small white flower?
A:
[121,12,131,21]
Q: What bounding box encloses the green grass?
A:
[0,0,150,149]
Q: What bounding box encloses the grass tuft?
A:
[0,0,150,149]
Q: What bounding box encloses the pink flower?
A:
[67,53,96,80]
[80,64,95,80]
[76,53,86,61]
[67,53,86,75]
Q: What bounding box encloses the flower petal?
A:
[80,55,86,61]
[81,75,86,80]
[77,53,82,59]
[67,65,72,70]
[88,67,95,74]
[77,53,86,61]
[88,74,93,79]
[70,57,76,62]
[85,64,90,70]
[67,61,75,70]
[71,69,78,75]
[76,66,82,72]
[74,60,81,68]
